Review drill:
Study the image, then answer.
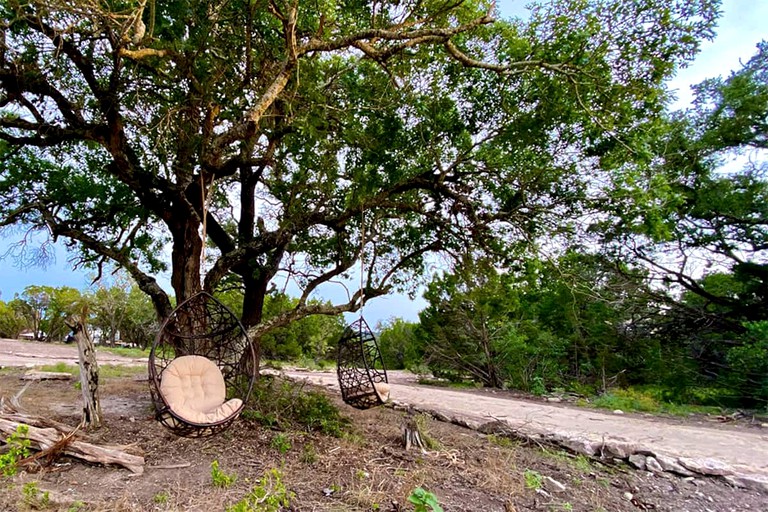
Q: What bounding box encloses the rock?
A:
[645,456,664,474]
[546,397,562,403]
[655,454,695,476]
[623,492,633,501]
[603,440,636,459]
[561,437,599,457]
[628,454,647,470]
[678,457,733,476]
[543,476,567,493]
[613,409,624,415]
[724,474,768,493]
[760,423,768,429]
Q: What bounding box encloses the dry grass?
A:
[1,368,766,511]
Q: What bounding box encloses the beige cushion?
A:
[160,355,242,424]
[373,382,390,402]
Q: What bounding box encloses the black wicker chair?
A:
[148,292,257,437]
[336,318,389,409]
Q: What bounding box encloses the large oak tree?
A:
[0,0,717,363]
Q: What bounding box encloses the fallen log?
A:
[0,417,144,474]
[21,371,74,381]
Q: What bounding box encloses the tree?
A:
[121,285,157,348]
[0,298,27,338]
[0,0,718,363]
[91,281,130,346]
[376,317,421,370]
[597,43,768,323]
[258,291,344,361]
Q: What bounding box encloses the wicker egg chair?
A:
[148,292,257,437]
[336,318,389,409]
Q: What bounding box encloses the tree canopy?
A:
[0,0,719,361]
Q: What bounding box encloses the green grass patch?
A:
[98,346,148,358]
[37,363,145,379]
[586,387,726,416]
[39,362,79,375]
[99,364,147,378]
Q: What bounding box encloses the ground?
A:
[0,367,766,512]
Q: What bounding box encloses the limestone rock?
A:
[678,457,733,476]
[724,474,768,493]
[544,476,567,493]
[628,454,647,470]
[645,456,664,473]
[655,454,695,476]
[560,437,599,456]
[603,440,636,459]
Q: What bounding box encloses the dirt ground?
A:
[1,368,767,512]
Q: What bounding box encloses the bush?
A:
[243,376,351,437]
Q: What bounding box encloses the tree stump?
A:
[402,416,427,451]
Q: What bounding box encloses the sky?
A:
[0,0,766,324]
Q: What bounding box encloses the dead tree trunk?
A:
[67,316,102,428]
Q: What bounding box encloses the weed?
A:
[66,501,85,512]
[153,491,171,504]
[1,425,31,477]
[270,433,291,454]
[524,469,543,490]
[300,442,317,464]
[562,502,574,511]
[407,487,443,512]
[22,481,50,509]
[486,434,517,449]
[226,468,294,512]
[414,414,441,450]
[211,460,237,488]
[542,449,592,472]
[531,376,547,396]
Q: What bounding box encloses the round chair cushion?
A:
[160,355,243,424]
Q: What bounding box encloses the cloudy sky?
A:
[1,0,765,325]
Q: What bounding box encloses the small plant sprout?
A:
[407,487,444,512]
[1,424,31,477]
[211,460,237,488]
[524,469,543,490]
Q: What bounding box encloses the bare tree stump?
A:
[402,416,427,451]
[67,316,102,428]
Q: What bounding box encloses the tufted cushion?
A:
[160,355,243,424]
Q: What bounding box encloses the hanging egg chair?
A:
[336,317,390,409]
[148,291,257,437]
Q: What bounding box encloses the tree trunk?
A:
[170,217,203,303]
[69,317,102,429]
[241,272,269,376]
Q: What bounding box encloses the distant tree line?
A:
[0,279,344,361]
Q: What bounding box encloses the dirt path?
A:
[0,337,144,367]
[284,369,768,481]
[2,338,767,484]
